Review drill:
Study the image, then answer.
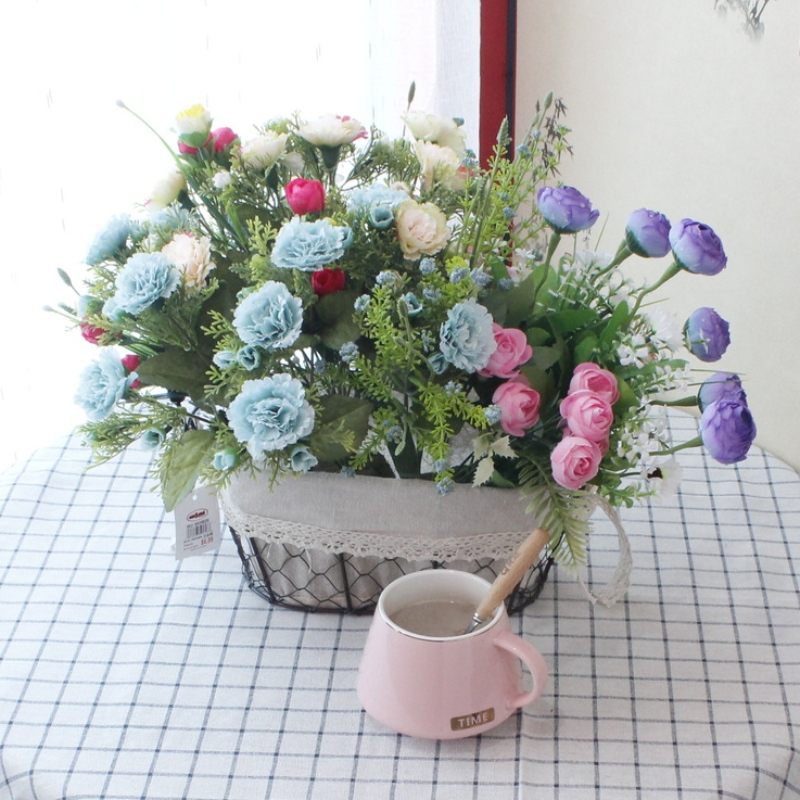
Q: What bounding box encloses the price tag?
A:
[173,485,222,560]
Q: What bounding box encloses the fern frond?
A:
[517,453,593,571]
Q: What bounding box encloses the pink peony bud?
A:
[492,378,541,436]
[478,324,533,379]
[285,178,326,215]
[559,389,614,444]
[550,435,603,490]
[568,362,620,405]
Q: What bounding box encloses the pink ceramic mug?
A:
[356,570,548,739]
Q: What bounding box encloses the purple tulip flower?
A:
[625,208,672,258]
[699,398,756,464]
[685,307,731,362]
[669,219,727,275]
[536,186,599,234]
[698,372,747,411]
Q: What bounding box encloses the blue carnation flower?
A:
[112,253,180,316]
[401,292,423,316]
[439,300,496,373]
[347,184,407,229]
[236,345,262,371]
[86,214,131,266]
[213,448,239,471]
[141,429,166,450]
[233,280,303,350]
[289,445,318,473]
[74,349,134,422]
[213,350,237,369]
[271,217,352,272]
[228,375,315,461]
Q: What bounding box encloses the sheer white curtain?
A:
[0,0,478,471]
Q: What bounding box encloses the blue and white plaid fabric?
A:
[1,412,798,799]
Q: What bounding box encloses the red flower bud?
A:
[121,354,142,389]
[311,268,346,296]
[80,321,108,345]
[285,178,326,215]
[210,127,239,152]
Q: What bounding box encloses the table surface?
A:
[1,412,799,800]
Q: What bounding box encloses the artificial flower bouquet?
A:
[55,92,756,570]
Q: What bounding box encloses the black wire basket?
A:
[229,526,555,614]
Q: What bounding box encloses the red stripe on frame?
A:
[480,0,514,166]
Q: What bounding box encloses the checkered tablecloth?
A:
[1,412,799,800]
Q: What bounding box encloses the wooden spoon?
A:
[464,527,550,634]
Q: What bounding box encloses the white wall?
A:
[516,0,800,470]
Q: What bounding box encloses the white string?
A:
[575,494,633,608]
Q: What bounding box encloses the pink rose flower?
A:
[492,378,541,436]
[285,178,326,215]
[311,267,346,296]
[210,127,239,152]
[550,435,603,490]
[478,324,533,379]
[559,389,614,443]
[569,362,620,405]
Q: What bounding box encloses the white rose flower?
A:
[394,199,450,260]
[161,232,216,291]
[175,103,212,136]
[282,151,306,175]
[212,170,232,190]
[414,141,466,191]
[240,132,289,171]
[298,114,366,146]
[148,170,187,210]
[404,111,467,157]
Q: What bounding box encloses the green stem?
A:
[630,261,681,316]
[598,240,632,275]
[117,100,179,163]
[651,396,699,408]
[652,435,703,457]
[543,231,561,267]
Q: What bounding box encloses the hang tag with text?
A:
[173,485,222,560]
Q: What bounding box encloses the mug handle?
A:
[493,631,548,709]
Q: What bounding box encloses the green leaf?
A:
[547,308,597,335]
[316,290,361,350]
[504,271,538,326]
[481,290,508,327]
[309,394,373,462]
[599,301,630,348]
[574,332,599,364]
[136,348,211,406]
[489,470,516,488]
[614,377,638,411]
[518,365,556,406]
[525,327,551,347]
[161,428,216,512]
[529,345,561,371]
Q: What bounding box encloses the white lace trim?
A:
[222,500,537,562]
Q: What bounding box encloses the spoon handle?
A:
[474,527,550,621]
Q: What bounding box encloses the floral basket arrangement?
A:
[54,90,757,612]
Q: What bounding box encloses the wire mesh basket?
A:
[228,529,554,614]
[223,471,558,615]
